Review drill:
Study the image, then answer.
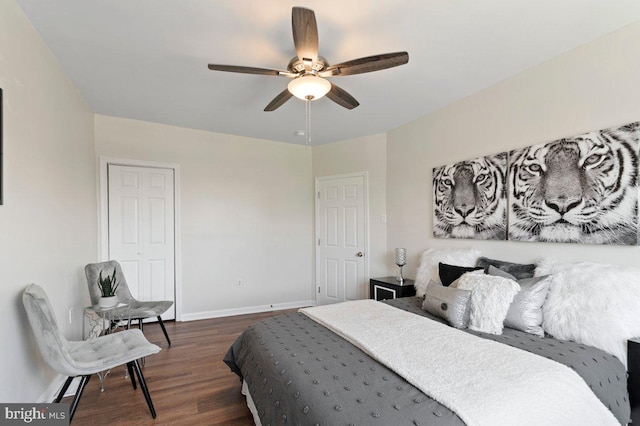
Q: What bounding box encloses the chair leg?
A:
[105,320,116,335]
[157,316,171,346]
[69,375,91,423]
[126,362,137,390]
[54,377,74,403]
[135,319,147,366]
[132,359,156,419]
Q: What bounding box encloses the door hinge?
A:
[317,191,320,199]
[318,286,320,294]
[318,238,320,246]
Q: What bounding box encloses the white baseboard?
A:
[181,299,316,322]
[37,375,80,403]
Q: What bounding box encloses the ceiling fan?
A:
[207,7,409,111]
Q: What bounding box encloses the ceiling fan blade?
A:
[208,64,293,76]
[264,89,294,111]
[320,52,409,77]
[326,83,359,110]
[292,7,319,63]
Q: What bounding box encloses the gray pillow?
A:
[487,266,550,336]
[477,257,536,279]
[422,280,472,329]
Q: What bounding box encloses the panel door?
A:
[108,164,175,320]
[316,175,367,305]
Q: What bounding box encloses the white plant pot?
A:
[99,296,118,308]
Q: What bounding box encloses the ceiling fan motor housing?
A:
[288,56,329,74]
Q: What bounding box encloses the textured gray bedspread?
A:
[224,297,629,425]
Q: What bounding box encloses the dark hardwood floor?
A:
[65,309,297,425]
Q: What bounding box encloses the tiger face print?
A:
[509,122,640,245]
[433,154,507,240]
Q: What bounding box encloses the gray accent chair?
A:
[85,260,173,346]
[22,284,161,422]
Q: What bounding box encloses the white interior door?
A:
[108,164,175,320]
[316,174,368,305]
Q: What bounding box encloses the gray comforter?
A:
[224,297,629,425]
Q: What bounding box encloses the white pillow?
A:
[536,259,640,367]
[455,274,520,335]
[414,248,482,297]
[449,269,485,288]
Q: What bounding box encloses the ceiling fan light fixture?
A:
[287,74,331,101]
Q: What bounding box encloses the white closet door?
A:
[108,164,175,320]
[316,174,367,305]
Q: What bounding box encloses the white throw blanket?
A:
[300,300,619,426]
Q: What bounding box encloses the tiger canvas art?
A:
[509,121,640,245]
[433,153,507,240]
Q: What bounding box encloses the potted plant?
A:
[97,269,119,308]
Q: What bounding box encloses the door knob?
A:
[356,252,364,257]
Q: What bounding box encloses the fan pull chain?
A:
[305,96,312,148]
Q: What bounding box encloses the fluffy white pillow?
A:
[449,269,485,288]
[536,259,640,367]
[414,248,482,297]
[455,273,520,335]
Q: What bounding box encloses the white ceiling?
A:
[15,0,640,145]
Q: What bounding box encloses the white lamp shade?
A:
[287,75,331,100]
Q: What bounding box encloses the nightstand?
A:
[370,276,415,301]
[629,337,640,424]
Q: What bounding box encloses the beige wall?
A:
[386,21,640,277]
[0,1,97,402]
[95,115,314,318]
[312,134,388,282]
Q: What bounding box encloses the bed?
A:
[224,253,640,426]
